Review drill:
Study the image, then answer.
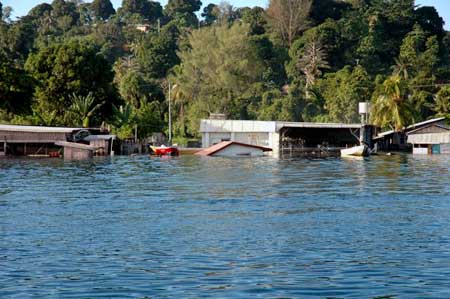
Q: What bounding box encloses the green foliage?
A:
[111,103,137,139]
[238,7,267,35]
[134,30,179,79]
[119,0,163,23]
[371,75,416,131]
[25,38,116,125]
[200,4,218,26]
[90,0,115,21]
[165,0,202,15]
[66,92,105,127]
[256,90,303,121]
[318,65,372,123]
[434,87,450,118]
[175,23,265,134]
[0,56,34,114]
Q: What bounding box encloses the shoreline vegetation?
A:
[1,0,450,145]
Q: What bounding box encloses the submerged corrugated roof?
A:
[195,141,272,156]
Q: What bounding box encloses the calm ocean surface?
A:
[2,154,450,298]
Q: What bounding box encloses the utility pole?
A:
[168,83,178,145]
[168,82,172,144]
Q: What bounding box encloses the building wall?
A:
[64,147,93,159]
[212,144,265,157]
[408,133,450,145]
[413,147,429,155]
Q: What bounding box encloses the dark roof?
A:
[195,141,272,156]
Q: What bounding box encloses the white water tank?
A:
[359,102,370,114]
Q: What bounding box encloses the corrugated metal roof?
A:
[0,124,83,133]
[277,121,362,130]
[200,119,362,133]
[376,117,446,138]
[407,123,450,135]
[195,141,272,156]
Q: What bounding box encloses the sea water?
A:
[1,154,450,298]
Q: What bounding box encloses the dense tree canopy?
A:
[25,39,116,125]
[91,0,116,21]
[0,0,449,141]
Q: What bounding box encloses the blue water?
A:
[2,155,450,298]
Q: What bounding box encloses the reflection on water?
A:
[2,154,450,298]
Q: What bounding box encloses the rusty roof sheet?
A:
[195,141,272,156]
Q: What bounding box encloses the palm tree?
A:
[392,57,410,80]
[111,103,137,140]
[433,86,450,118]
[68,92,105,128]
[371,75,415,131]
[33,110,58,126]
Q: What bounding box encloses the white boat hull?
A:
[340,145,368,157]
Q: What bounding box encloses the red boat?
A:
[150,145,179,156]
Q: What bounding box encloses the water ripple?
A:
[1,154,450,298]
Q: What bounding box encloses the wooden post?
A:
[110,138,114,156]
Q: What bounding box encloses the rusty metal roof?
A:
[195,141,272,156]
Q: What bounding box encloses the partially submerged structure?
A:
[373,117,446,151]
[407,122,450,154]
[195,141,272,157]
[0,124,115,158]
[200,119,373,157]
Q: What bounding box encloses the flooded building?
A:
[373,117,446,151]
[200,119,372,157]
[195,141,272,157]
[0,124,114,157]
[407,122,450,154]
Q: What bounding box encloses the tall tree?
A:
[310,0,350,25]
[371,75,415,131]
[91,0,116,21]
[267,0,312,46]
[67,92,105,127]
[175,23,264,134]
[201,4,218,26]
[165,0,201,15]
[319,65,372,123]
[25,38,116,125]
[238,6,267,35]
[0,54,34,115]
[120,0,163,23]
[51,0,80,31]
[433,87,450,118]
[295,38,329,98]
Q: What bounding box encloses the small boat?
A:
[340,145,369,157]
[150,145,179,156]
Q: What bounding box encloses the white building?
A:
[200,119,364,156]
